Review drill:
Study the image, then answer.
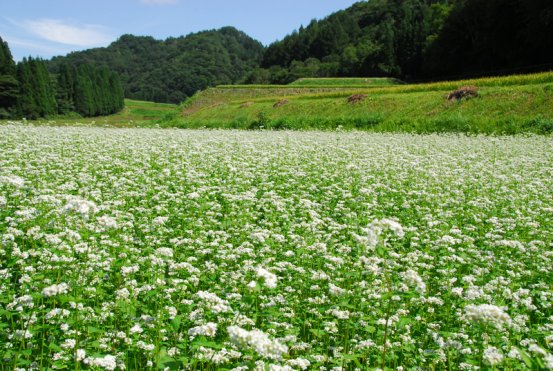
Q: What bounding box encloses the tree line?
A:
[0,37,124,120]
[248,0,553,84]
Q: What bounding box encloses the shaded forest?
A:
[252,0,553,84]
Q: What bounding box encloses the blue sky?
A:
[1,0,360,61]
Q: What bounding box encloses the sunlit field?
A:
[1,124,552,370]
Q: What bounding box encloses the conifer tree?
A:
[0,37,19,118]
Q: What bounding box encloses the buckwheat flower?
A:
[379,219,405,238]
[130,324,143,335]
[329,283,346,296]
[42,283,69,297]
[402,269,426,294]
[256,267,278,289]
[464,304,511,329]
[121,265,139,276]
[168,347,180,357]
[6,294,34,311]
[63,197,98,219]
[61,339,77,349]
[544,354,553,369]
[188,192,201,200]
[153,216,168,226]
[0,195,6,207]
[196,291,232,313]
[84,355,117,370]
[227,326,288,360]
[155,247,174,258]
[76,349,86,362]
[0,175,25,188]
[287,358,310,370]
[483,346,503,366]
[116,288,130,301]
[97,215,117,229]
[188,322,218,339]
[165,306,177,319]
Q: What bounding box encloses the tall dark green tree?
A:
[0,37,19,118]
[16,57,56,119]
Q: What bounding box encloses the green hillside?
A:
[162,72,553,134]
[48,27,264,104]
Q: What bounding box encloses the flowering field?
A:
[1,125,552,370]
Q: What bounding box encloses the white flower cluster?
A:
[227,326,289,360]
[402,269,426,294]
[256,267,278,289]
[42,282,69,297]
[97,215,117,229]
[6,295,34,311]
[363,218,405,248]
[482,346,504,365]
[188,322,218,339]
[196,291,232,313]
[62,197,98,219]
[464,304,511,329]
[83,354,118,370]
[0,175,25,188]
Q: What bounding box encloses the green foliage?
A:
[49,27,264,104]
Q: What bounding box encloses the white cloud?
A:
[2,36,71,54]
[141,0,179,5]
[22,19,113,46]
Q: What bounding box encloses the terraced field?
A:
[169,72,553,134]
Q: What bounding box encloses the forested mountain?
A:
[252,0,455,83]
[49,27,264,104]
[253,0,553,84]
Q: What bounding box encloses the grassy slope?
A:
[2,99,177,127]
[167,72,553,134]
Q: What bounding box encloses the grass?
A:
[1,99,178,127]
[164,72,553,134]
[288,77,403,87]
[1,126,552,369]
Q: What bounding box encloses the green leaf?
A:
[171,315,182,331]
[310,329,326,338]
[515,347,533,368]
[49,343,62,352]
